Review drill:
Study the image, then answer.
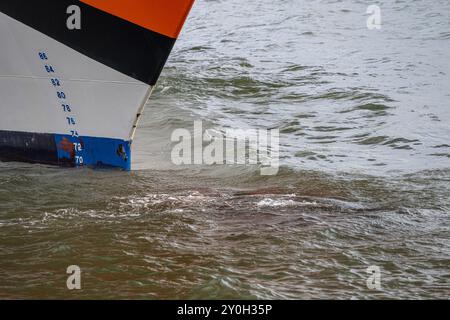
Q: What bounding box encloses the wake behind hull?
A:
[0,0,194,170]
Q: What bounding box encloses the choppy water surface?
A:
[1,0,449,299]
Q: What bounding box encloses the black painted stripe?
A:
[0,130,59,165]
[0,0,176,85]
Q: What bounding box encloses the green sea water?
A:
[0,0,449,299]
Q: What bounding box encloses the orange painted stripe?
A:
[79,0,195,39]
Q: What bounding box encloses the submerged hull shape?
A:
[0,0,194,170]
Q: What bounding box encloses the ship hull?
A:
[0,0,194,170]
[0,130,131,169]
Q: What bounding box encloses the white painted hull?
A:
[0,0,194,169]
[0,11,150,141]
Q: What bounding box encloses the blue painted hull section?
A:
[0,130,131,170]
[54,134,131,170]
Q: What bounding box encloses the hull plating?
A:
[0,1,194,170]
